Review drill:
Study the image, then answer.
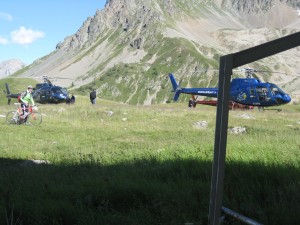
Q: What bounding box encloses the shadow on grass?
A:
[0,157,299,225]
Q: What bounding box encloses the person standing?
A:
[90,89,97,104]
[70,94,75,104]
[66,94,75,104]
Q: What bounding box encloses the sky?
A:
[0,0,107,65]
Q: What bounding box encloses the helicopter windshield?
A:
[270,84,285,95]
[60,88,68,95]
[53,87,68,95]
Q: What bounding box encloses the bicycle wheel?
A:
[27,112,42,126]
[6,111,19,125]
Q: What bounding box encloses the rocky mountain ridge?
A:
[14,0,300,104]
[0,59,25,78]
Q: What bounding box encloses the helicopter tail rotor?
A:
[4,83,12,105]
[5,83,11,95]
[4,83,20,105]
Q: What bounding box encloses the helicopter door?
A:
[40,90,46,102]
[40,90,50,103]
[32,90,40,102]
[256,86,270,102]
[49,91,54,101]
[249,88,255,98]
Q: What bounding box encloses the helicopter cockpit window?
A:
[256,87,267,94]
[61,88,68,95]
[53,89,61,94]
[52,87,68,95]
[270,84,284,95]
[256,86,268,101]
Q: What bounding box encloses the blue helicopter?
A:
[4,75,69,104]
[169,69,291,108]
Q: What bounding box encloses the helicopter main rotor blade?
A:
[50,77,74,80]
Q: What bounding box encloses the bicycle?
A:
[6,103,42,126]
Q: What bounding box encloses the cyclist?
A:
[20,85,35,123]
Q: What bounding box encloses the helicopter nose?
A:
[285,94,291,103]
[275,94,291,104]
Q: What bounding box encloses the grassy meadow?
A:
[0,96,299,225]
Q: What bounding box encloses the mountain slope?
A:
[0,59,25,78]
[15,0,300,104]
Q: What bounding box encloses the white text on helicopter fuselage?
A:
[197,91,216,94]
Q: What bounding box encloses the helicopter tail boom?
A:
[169,73,219,101]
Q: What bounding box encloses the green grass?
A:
[0,97,299,225]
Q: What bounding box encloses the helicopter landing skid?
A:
[258,107,282,112]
